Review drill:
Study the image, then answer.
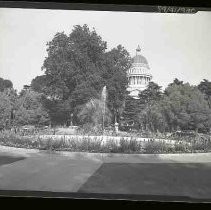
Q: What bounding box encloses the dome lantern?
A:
[136,45,141,55]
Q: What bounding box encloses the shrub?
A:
[191,139,211,152]
[1,129,211,154]
[144,140,174,154]
[0,130,35,148]
[119,138,142,153]
[174,141,191,153]
[101,139,120,153]
[78,137,102,152]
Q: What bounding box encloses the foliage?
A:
[0,77,13,92]
[0,130,211,154]
[144,140,174,154]
[0,91,13,129]
[137,82,163,131]
[198,79,211,108]
[163,82,211,132]
[14,89,50,126]
[139,81,162,105]
[121,94,141,130]
[101,139,120,153]
[0,130,36,148]
[78,98,112,132]
[0,88,18,129]
[118,138,142,153]
[135,80,211,133]
[103,45,131,122]
[31,25,131,126]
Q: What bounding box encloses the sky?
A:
[0,8,211,92]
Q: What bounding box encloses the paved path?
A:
[0,145,211,201]
[79,162,211,200]
[0,146,102,192]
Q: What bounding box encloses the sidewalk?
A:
[1,145,211,201]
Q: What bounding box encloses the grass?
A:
[0,130,211,154]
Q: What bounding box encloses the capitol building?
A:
[127,45,152,99]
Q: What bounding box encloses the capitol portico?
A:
[127,45,152,99]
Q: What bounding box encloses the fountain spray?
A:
[101,86,107,135]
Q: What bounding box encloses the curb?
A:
[1,145,211,163]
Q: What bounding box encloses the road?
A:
[0,145,211,202]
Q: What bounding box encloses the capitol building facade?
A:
[127,45,152,99]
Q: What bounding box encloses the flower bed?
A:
[0,130,211,154]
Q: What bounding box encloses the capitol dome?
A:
[132,55,149,66]
[127,45,152,99]
[132,45,149,67]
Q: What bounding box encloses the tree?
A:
[138,101,167,132]
[0,91,13,129]
[103,45,131,123]
[121,82,163,131]
[139,81,162,105]
[31,24,131,126]
[33,25,108,125]
[0,88,18,129]
[135,80,211,133]
[42,25,106,101]
[14,89,49,126]
[198,79,211,108]
[137,82,163,131]
[162,82,211,132]
[0,77,13,92]
[120,94,140,129]
[168,78,184,87]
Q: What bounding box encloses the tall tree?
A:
[0,88,17,129]
[31,24,131,126]
[137,82,163,131]
[0,92,13,129]
[139,82,162,105]
[103,45,131,123]
[121,94,141,129]
[121,82,163,131]
[198,79,211,108]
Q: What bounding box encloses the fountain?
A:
[101,86,107,134]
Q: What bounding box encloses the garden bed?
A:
[0,130,211,154]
